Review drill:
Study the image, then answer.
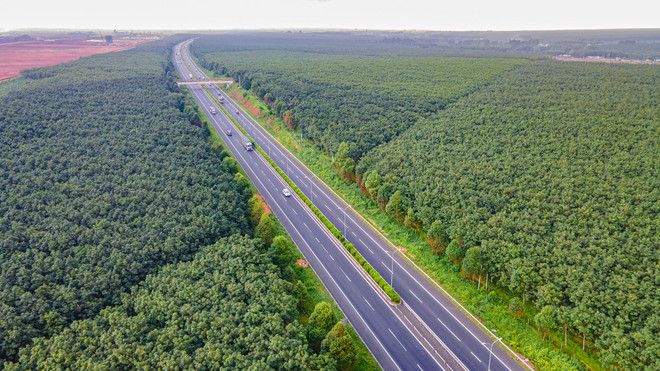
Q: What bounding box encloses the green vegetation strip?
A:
[203,87,401,304]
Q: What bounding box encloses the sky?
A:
[1,0,659,32]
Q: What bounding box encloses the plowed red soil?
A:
[0,38,152,81]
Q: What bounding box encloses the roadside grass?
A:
[182,84,380,371]
[215,82,607,371]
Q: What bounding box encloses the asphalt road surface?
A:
[175,40,528,371]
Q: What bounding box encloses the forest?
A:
[0,38,250,361]
[6,236,335,369]
[1,36,359,370]
[190,32,659,369]
[191,36,525,158]
[359,61,660,369]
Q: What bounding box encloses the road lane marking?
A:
[437,318,461,342]
[471,352,481,362]
[363,297,375,311]
[304,222,312,232]
[388,328,408,352]
[417,364,423,371]
[409,289,424,304]
[315,237,320,243]
[381,261,392,272]
[292,209,298,215]
[339,268,351,282]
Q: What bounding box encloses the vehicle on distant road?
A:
[226,129,232,136]
[210,107,216,115]
[241,136,253,151]
[282,188,291,197]
[218,96,224,103]
[236,110,239,114]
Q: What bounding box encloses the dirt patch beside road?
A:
[0,38,153,81]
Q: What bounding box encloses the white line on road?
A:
[409,289,424,304]
[315,237,320,243]
[438,318,461,342]
[363,297,375,311]
[339,267,352,282]
[389,328,408,352]
[471,352,481,362]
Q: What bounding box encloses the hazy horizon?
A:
[2,0,658,33]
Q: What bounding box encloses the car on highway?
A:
[226,129,232,136]
[282,188,291,197]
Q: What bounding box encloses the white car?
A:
[282,188,291,197]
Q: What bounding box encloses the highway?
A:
[174,41,464,371]
[175,39,528,371]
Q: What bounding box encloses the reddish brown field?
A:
[0,38,153,81]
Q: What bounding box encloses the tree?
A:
[333,142,354,180]
[445,239,464,263]
[255,213,275,247]
[535,305,558,342]
[321,322,357,371]
[284,111,295,129]
[462,246,483,281]
[234,173,252,200]
[509,297,525,319]
[270,235,293,268]
[222,156,239,173]
[264,92,273,104]
[364,170,382,198]
[340,158,355,181]
[248,196,265,227]
[385,190,404,221]
[211,140,224,153]
[376,183,395,210]
[333,142,350,169]
[426,220,448,254]
[292,280,312,315]
[403,208,419,230]
[307,302,337,352]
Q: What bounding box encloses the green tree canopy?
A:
[307,302,337,352]
[461,246,483,277]
[385,190,404,221]
[248,195,265,226]
[426,220,448,254]
[364,170,382,198]
[255,213,276,247]
[321,322,357,371]
[270,235,293,268]
[445,240,465,263]
[535,305,559,342]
